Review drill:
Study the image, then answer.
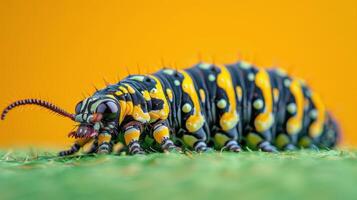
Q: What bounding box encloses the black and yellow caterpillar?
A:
[1,61,340,156]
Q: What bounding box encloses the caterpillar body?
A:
[1,61,340,155]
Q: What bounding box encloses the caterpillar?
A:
[1,61,340,156]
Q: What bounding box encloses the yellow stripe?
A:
[98,134,112,144]
[119,86,128,93]
[132,105,150,123]
[286,79,304,135]
[118,100,134,124]
[124,84,136,94]
[236,86,242,101]
[180,71,201,114]
[273,88,279,103]
[148,75,170,120]
[254,69,274,132]
[153,125,170,143]
[124,128,140,145]
[255,69,273,113]
[309,92,326,137]
[216,65,239,131]
[216,65,237,118]
[180,71,205,132]
[142,90,151,101]
[166,88,173,102]
[199,89,206,103]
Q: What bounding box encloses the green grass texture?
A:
[1,150,356,200]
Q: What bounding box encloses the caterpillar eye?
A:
[182,103,192,113]
[96,101,119,120]
[253,99,264,110]
[75,101,83,114]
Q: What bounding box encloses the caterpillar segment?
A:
[154,69,209,152]
[127,74,178,152]
[296,82,339,149]
[1,60,340,156]
[223,62,277,152]
[268,69,302,151]
[187,64,241,152]
[107,76,176,154]
[318,113,340,149]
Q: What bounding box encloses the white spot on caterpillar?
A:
[276,68,287,77]
[306,90,311,97]
[240,61,252,69]
[253,99,264,110]
[174,80,180,86]
[248,73,255,81]
[163,69,175,75]
[199,63,211,69]
[182,103,192,113]
[129,76,145,82]
[208,74,216,82]
[310,109,317,119]
[150,88,157,94]
[284,79,291,87]
[217,99,227,109]
[287,103,297,114]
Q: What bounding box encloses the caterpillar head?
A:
[70,95,119,138]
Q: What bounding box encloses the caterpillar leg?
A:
[246,132,278,153]
[182,128,209,152]
[152,123,179,152]
[124,125,145,155]
[97,133,112,154]
[59,137,91,156]
[214,129,241,152]
[275,134,298,151]
[284,143,298,151]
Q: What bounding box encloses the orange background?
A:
[0,0,356,148]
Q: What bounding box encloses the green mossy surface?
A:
[1,150,356,200]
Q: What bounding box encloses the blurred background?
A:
[0,0,355,148]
